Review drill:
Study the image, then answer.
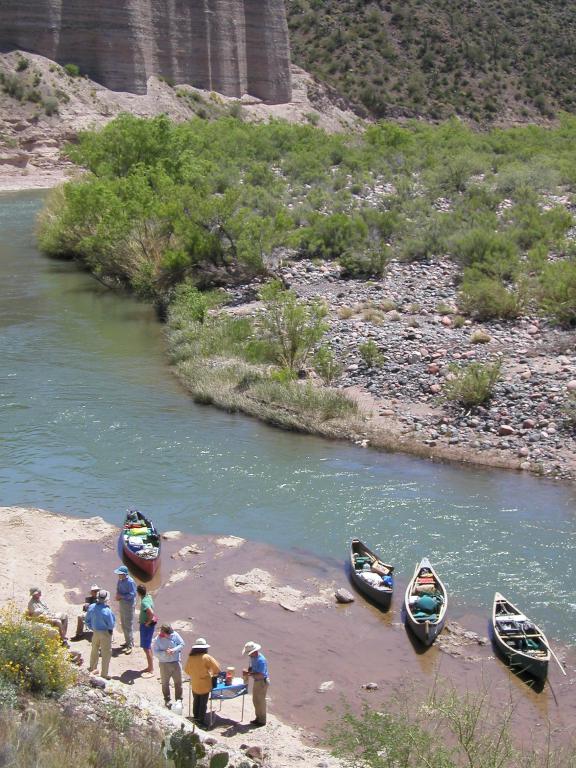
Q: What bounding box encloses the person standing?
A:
[242,641,269,726]
[85,590,116,679]
[153,624,184,709]
[184,637,221,726]
[137,584,156,674]
[114,565,137,653]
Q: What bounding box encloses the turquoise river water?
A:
[1,190,575,643]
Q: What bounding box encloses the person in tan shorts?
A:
[242,641,269,726]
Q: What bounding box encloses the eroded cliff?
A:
[0,0,291,103]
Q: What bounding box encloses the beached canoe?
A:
[120,509,161,576]
[349,539,394,610]
[492,592,550,681]
[404,557,447,646]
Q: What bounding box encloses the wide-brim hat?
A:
[29,587,41,596]
[114,565,129,575]
[90,584,100,591]
[192,637,210,650]
[97,589,109,602]
[242,641,261,655]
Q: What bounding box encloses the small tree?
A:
[258,280,328,372]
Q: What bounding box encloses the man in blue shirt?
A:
[85,590,116,679]
[153,623,185,708]
[114,565,137,653]
[242,641,269,726]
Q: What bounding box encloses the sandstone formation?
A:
[0,0,291,103]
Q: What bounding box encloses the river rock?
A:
[162,531,182,540]
[317,681,335,693]
[335,588,355,603]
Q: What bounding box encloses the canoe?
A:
[404,557,447,646]
[349,538,394,610]
[492,592,550,681]
[120,509,161,576]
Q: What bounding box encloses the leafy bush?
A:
[16,57,29,72]
[0,678,18,710]
[0,604,76,694]
[64,63,80,77]
[43,96,59,116]
[537,259,576,326]
[358,340,385,368]
[459,274,524,320]
[300,213,368,260]
[258,280,328,372]
[313,346,343,385]
[443,360,502,407]
[449,228,519,271]
[340,247,389,278]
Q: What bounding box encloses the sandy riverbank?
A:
[2,505,576,761]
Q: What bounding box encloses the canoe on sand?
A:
[120,509,161,576]
[404,557,447,646]
[349,538,394,609]
[492,592,550,681]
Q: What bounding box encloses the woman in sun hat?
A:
[184,637,221,726]
[242,641,269,726]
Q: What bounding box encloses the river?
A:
[1,190,575,644]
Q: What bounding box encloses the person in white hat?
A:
[72,583,100,640]
[242,641,269,726]
[184,637,221,726]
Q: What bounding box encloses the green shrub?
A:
[0,678,18,710]
[340,246,389,278]
[43,96,59,116]
[459,274,524,320]
[537,259,576,326]
[64,63,80,77]
[0,604,76,694]
[443,360,502,407]
[313,346,343,385]
[449,228,518,271]
[358,340,385,368]
[103,702,134,733]
[16,57,29,72]
[300,213,368,260]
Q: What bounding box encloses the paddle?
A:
[518,624,567,676]
[542,639,567,676]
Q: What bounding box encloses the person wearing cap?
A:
[153,624,185,708]
[114,565,137,654]
[71,583,100,640]
[137,584,156,674]
[85,590,116,679]
[184,638,221,726]
[27,588,68,641]
[242,641,269,726]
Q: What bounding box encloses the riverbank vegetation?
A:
[37,113,576,439]
[327,683,576,768]
[38,113,576,322]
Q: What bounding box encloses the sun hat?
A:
[97,589,109,602]
[29,587,41,596]
[90,584,100,591]
[192,637,210,650]
[114,565,129,575]
[242,641,261,655]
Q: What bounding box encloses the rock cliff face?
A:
[0,0,291,103]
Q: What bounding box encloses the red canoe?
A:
[120,509,161,576]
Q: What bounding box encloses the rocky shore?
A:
[272,256,576,482]
[2,505,576,763]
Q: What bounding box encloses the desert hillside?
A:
[287,0,576,123]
